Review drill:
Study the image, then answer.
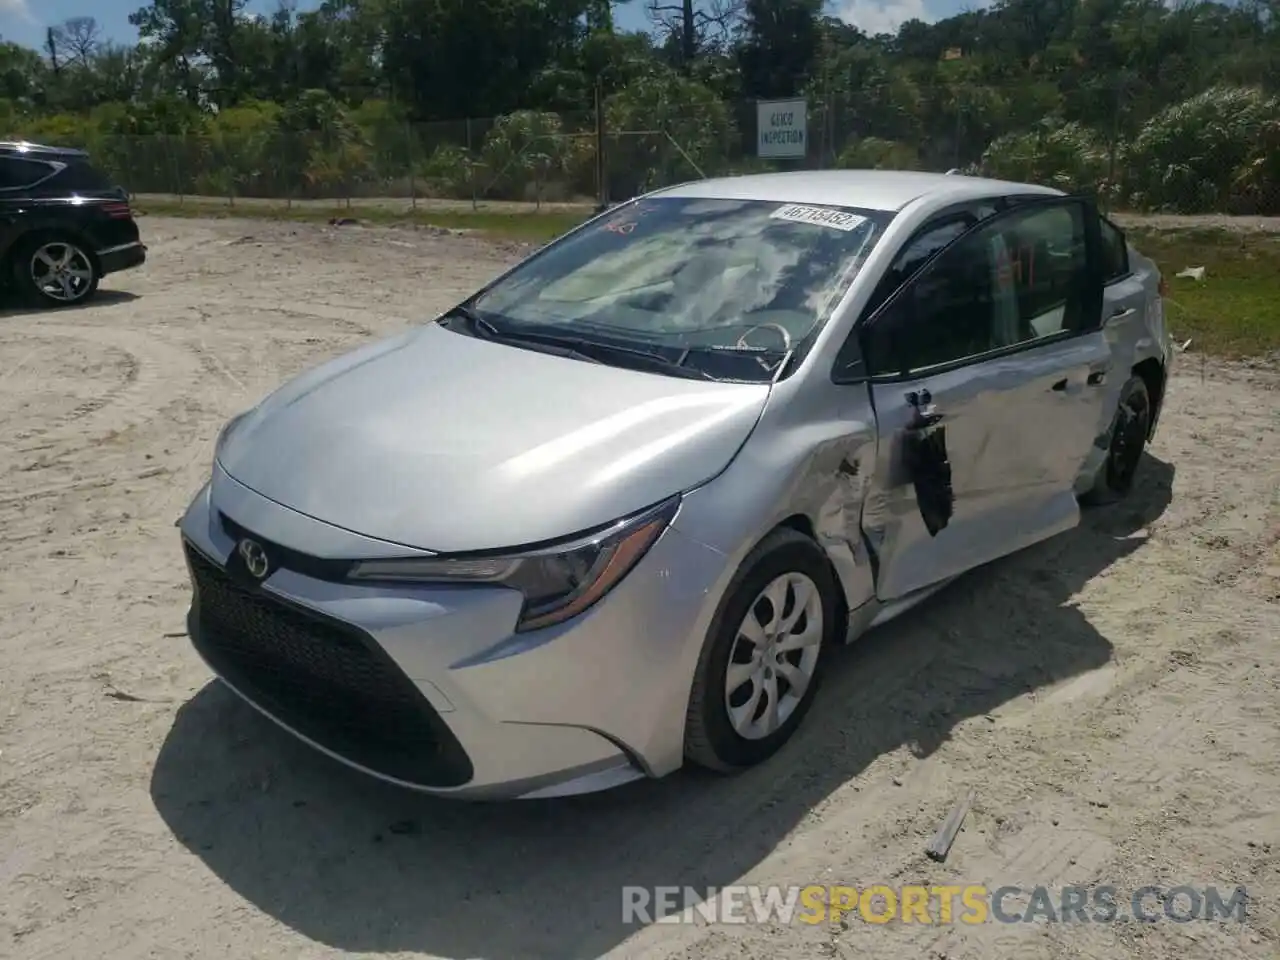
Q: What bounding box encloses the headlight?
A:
[349,496,680,632]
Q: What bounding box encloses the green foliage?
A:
[1124,87,1280,214]
[836,137,921,170]
[3,0,1280,211]
[479,111,575,202]
[979,121,1109,194]
[604,67,734,194]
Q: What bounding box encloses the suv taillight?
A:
[101,201,132,219]
[1158,275,1169,298]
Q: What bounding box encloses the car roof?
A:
[0,140,89,159]
[654,169,1063,213]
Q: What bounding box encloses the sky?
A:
[0,0,984,53]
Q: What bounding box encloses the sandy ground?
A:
[1,216,1278,960]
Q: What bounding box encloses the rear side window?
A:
[0,157,56,190]
[1100,217,1130,282]
[49,159,116,192]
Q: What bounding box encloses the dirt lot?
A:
[1,217,1278,960]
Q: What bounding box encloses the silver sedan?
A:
[178,170,1172,799]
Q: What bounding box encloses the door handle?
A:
[1110,306,1137,320]
[1087,370,1106,386]
[1051,378,1068,391]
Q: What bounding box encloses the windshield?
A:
[470,197,892,360]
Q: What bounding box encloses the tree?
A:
[737,0,822,98]
[646,0,742,68]
[51,18,102,67]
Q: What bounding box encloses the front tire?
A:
[1082,374,1151,505]
[684,528,838,773]
[15,236,99,308]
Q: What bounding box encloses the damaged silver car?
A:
[179,170,1171,799]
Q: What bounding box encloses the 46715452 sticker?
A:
[769,204,868,232]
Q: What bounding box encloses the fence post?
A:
[408,121,417,211]
[167,136,183,206]
[1106,76,1122,206]
[594,76,607,210]
[466,118,477,211]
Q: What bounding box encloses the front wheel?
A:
[1082,375,1151,505]
[684,528,838,772]
[15,237,99,308]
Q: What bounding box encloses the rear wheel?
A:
[15,237,99,308]
[684,528,838,772]
[1082,375,1151,505]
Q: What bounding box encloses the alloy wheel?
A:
[31,242,95,303]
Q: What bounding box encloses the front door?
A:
[858,197,1111,601]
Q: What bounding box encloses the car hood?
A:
[217,323,771,552]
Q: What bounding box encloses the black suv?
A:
[0,141,146,307]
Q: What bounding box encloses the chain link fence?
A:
[51,79,1280,217]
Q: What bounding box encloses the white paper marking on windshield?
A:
[769,204,867,232]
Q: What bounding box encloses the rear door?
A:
[857,196,1111,601]
[0,155,61,257]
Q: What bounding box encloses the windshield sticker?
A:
[770,204,867,232]
[598,202,657,236]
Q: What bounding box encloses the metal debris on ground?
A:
[925,788,975,862]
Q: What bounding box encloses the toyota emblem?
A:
[237,538,271,579]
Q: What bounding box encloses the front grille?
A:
[184,541,473,788]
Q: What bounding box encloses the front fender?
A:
[672,388,879,620]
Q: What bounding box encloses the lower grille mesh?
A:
[184,542,473,787]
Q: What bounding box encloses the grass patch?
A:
[135,197,588,244]
[1128,227,1280,358]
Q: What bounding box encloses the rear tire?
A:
[1082,375,1151,506]
[14,235,99,308]
[684,528,838,773]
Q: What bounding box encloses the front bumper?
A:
[177,470,730,800]
[97,241,146,275]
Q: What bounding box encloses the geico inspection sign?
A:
[757,98,807,159]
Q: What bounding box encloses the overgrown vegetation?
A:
[1128,228,1280,358]
[3,0,1280,210]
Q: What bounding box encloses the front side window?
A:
[470,197,892,368]
[866,200,1092,376]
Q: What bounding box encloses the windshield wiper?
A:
[444,309,737,381]
[516,331,726,381]
[440,303,501,338]
[443,307,608,365]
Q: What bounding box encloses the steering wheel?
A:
[735,322,793,352]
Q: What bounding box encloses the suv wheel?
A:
[17,237,99,307]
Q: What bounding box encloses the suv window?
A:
[47,159,115,192]
[865,200,1091,376]
[0,157,55,190]
[1100,217,1129,282]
